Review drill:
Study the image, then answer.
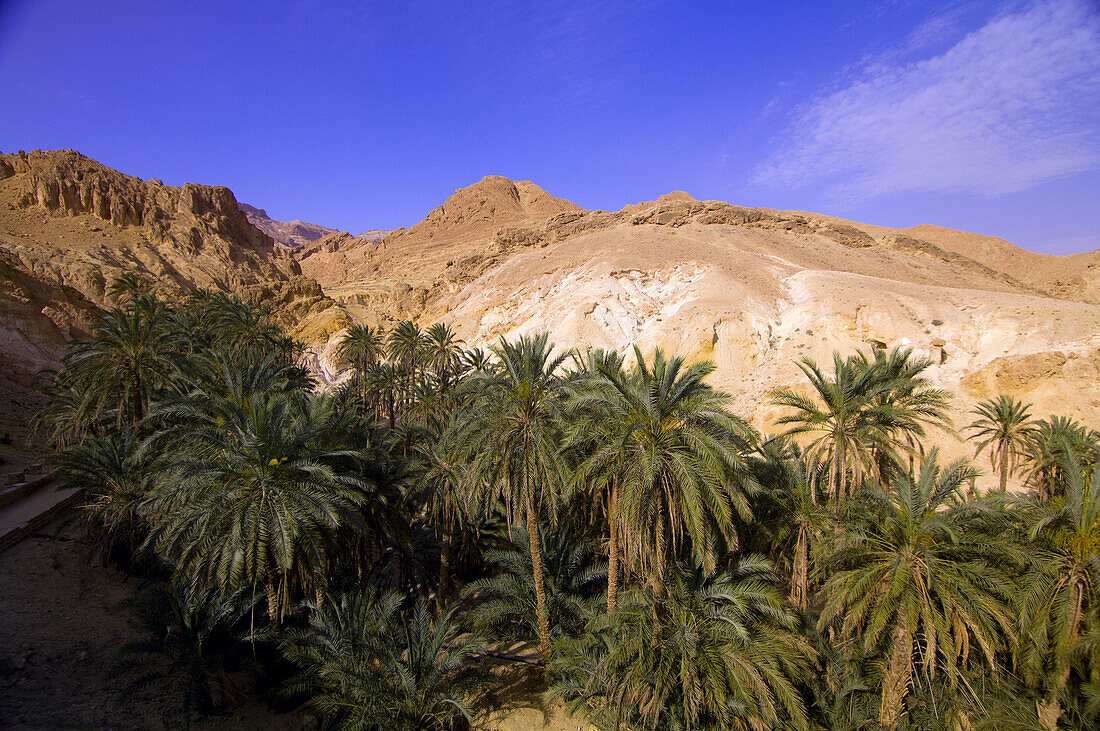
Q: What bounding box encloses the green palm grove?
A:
[39,280,1100,729]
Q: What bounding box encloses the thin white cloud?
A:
[753,0,1100,205]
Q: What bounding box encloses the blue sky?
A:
[1,0,1097,254]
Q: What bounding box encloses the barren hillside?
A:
[298,181,1100,485]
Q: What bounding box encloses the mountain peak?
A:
[409,175,580,243]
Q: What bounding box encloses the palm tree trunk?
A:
[607,478,620,612]
[790,524,809,610]
[526,490,551,656]
[833,438,846,508]
[264,574,281,631]
[878,612,912,730]
[436,532,452,616]
[131,368,144,428]
[999,447,1009,493]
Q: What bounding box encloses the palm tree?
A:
[450,332,569,655]
[281,589,494,730]
[113,584,250,719]
[772,349,929,507]
[145,391,368,627]
[1023,415,1100,500]
[852,346,953,473]
[463,524,607,644]
[551,556,814,730]
[413,436,468,615]
[61,298,181,428]
[1018,459,1100,729]
[575,347,756,602]
[749,437,831,611]
[338,323,385,411]
[388,320,428,409]
[424,322,464,395]
[966,395,1035,493]
[562,348,628,611]
[368,362,405,430]
[818,450,1016,729]
[52,430,157,555]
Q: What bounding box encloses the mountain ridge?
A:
[3,150,1100,489]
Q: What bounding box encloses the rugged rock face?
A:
[0,149,345,401]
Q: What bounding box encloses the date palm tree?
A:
[424,322,464,395]
[463,523,607,645]
[772,349,936,508]
[572,347,757,605]
[450,332,569,656]
[551,556,814,730]
[818,450,1015,729]
[1023,415,1100,500]
[61,298,181,428]
[338,323,385,411]
[1018,459,1100,729]
[967,395,1036,493]
[281,589,494,730]
[145,390,368,627]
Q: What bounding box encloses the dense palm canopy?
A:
[41,288,1099,729]
[818,451,1016,729]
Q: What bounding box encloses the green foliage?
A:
[38,290,1100,730]
[281,590,495,730]
[551,557,814,730]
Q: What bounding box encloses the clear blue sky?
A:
[1,0,1098,253]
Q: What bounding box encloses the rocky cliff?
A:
[0,150,346,446]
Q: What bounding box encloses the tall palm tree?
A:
[463,524,607,644]
[772,349,927,507]
[145,391,367,627]
[852,346,953,473]
[818,450,1016,729]
[562,348,628,611]
[424,322,464,395]
[450,332,569,655]
[551,557,814,730]
[967,395,1035,493]
[338,323,385,411]
[1018,459,1100,729]
[368,362,405,430]
[749,437,831,611]
[1023,415,1100,500]
[576,347,756,601]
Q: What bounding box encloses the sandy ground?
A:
[0,512,306,730]
[0,510,592,730]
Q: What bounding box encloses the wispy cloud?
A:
[753,0,1100,206]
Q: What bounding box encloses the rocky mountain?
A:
[239,203,390,250]
[297,178,1100,486]
[0,150,347,445]
[3,151,1099,490]
[238,203,338,248]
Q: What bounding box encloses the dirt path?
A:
[0,513,305,730]
[0,511,592,729]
